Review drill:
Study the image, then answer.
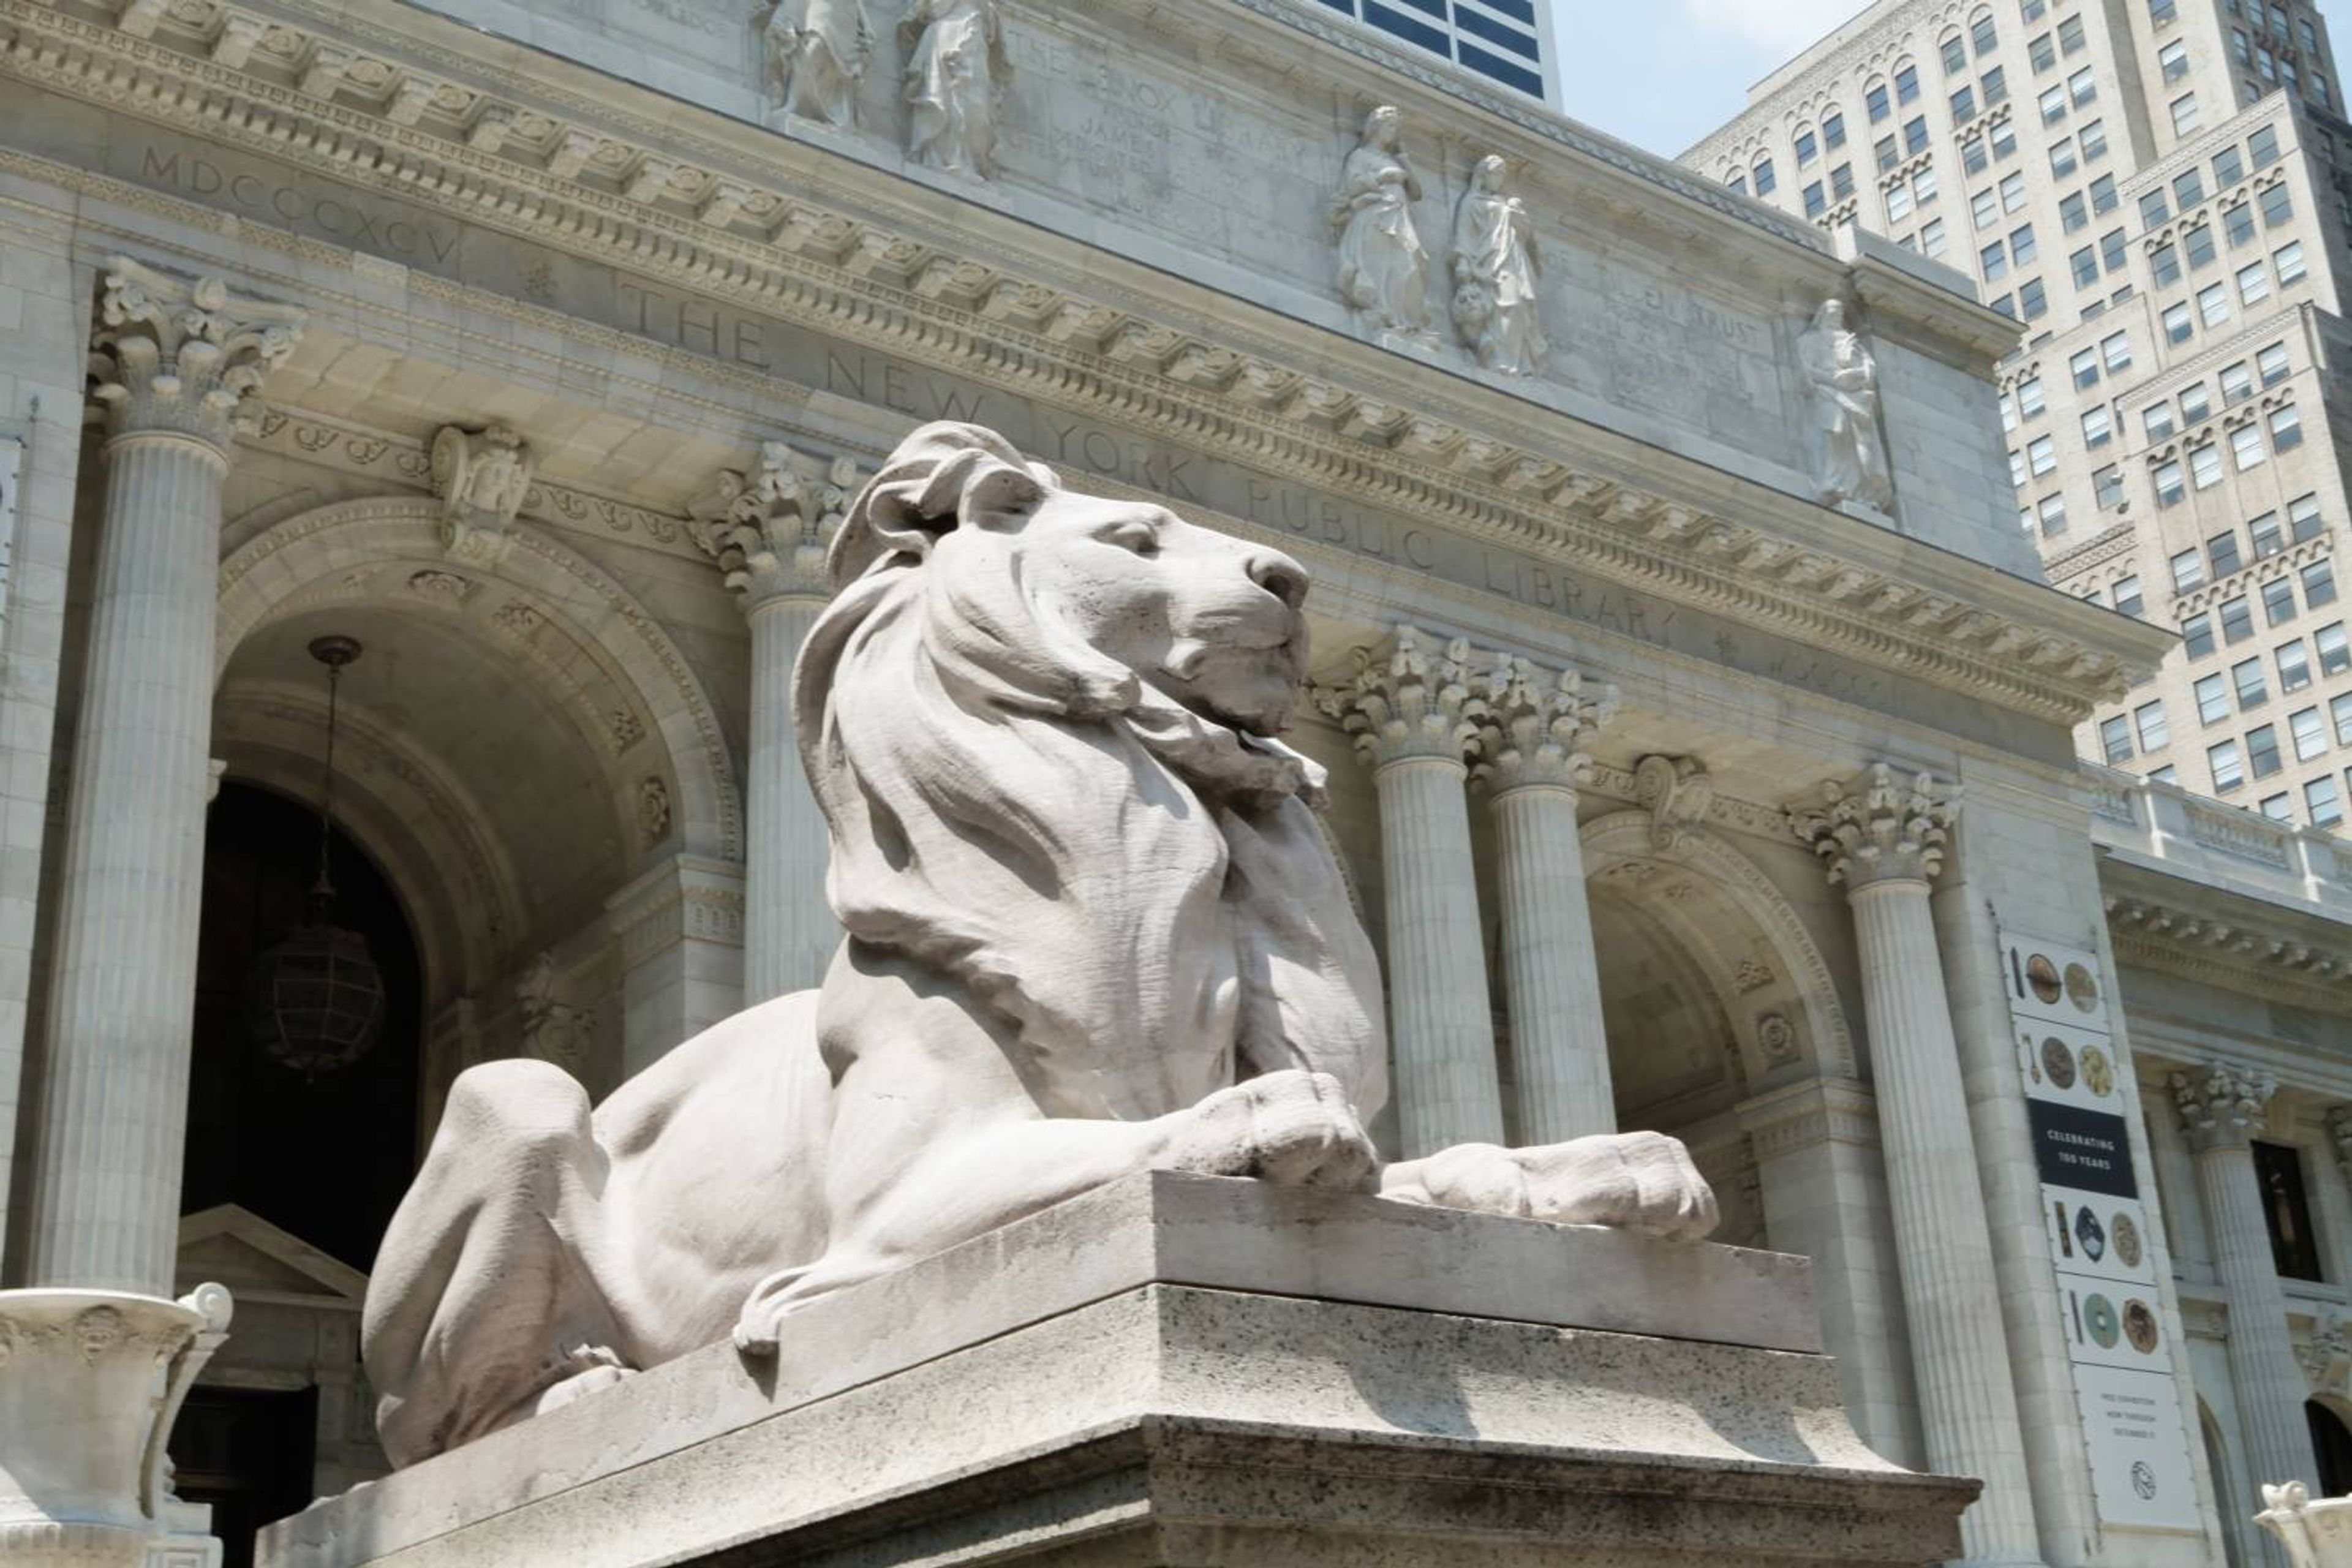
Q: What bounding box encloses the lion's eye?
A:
[1101,523,1160,557]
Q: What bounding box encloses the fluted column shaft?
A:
[2179,1066,2315,1494]
[1321,627,1503,1157]
[742,592,831,1001]
[29,258,303,1292]
[692,446,858,1006]
[1798,766,2045,1567]
[1487,782,1611,1141]
[1373,752,1504,1153]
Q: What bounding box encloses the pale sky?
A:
[1556,0,1874,157]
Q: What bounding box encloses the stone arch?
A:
[1581,810,1858,1088]
[216,496,742,867]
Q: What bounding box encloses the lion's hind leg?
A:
[363,1059,635,1466]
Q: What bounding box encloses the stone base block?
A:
[261,1173,1975,1567]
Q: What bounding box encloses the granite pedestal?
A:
[261,1172,1975,1567]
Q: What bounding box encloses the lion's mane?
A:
[792,423,1388,1121]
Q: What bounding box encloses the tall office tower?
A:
[1691,1,2352,831]
[1294,0,1559,102]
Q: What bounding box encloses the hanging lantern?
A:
[247,634,386,1082]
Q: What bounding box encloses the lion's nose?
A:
[1245,548,1310,609]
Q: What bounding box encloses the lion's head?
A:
[794,423,1387,1120]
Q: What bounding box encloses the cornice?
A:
[2105,887,2352,1010]
[2046,523,2137,586]
[0,0,2160,723]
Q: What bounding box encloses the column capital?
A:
[1790,763,1958,890]
[89,255,305,454]
[1316,624,1483,771]
[2173,1060,2278,1152]
[1468,652,1617,796]
[688,443,861,612]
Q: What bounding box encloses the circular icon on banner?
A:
[2028,954,2064,1005]
[2112,1212,2144,1270]
[2133,1460,2159,1500]
[2076,1207,2106,1262]
[2042,1036,2078,1090]
[2080,1044,2116,1099]
[2065,961,2101,1013]
[2125,1298,2160,1355]
[2084,1293,2120,1349]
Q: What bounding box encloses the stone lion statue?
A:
[362,423,1717,1468]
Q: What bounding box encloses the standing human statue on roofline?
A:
[903,0,1006,178]
[1799,296,1896,512]
[1331,106,1439,350]
[763,0,873,129]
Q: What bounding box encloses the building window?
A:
[1806,181,1828,218]
[2002,171,2028,212]
[2198,673,2232,723]
[2234,655,2270,709]
[2011,222,2038,265]
[2152,240,2182,287]
[2308,775,2345,827]
[2040,83,2068,123]
[2156,458,2186,504]
[2031,29,2058,72]
[2272,405,2304,453]
[2293,704,2329,761]
[2192,442,2225,489]
[2224,363,2255,405]
[2161,39,2191,80]
[2097,466,2127,511]
[2252,510,2285,556]
[1824,111,1847,148]
[1754,157,1777,195]
[2211,737,2245,790]
[2223,594,2256,644]
[2217,144,2247,188]
[2151,0,2177,23]
[2059,13,2086,53]
[2336,691,2352,745]
[2233,421,2268,470]
[1905,115,1931,155]
[1898,62,1921,104]
[2092,172,2119,213]
[1954,85,1980,121]
[2184,221,2216,269]
[2261,342,2292,385]
[1983,64,2009,105]
[2226,200,2258,249]
[2304,559,2339,608]
[2100,714,2134,762]
[2164,301,2193,343]
[2029,434,2057,475]
[2071,66,2097,105]
[2039,492,2068,533]
[2172,91,2200,134]
[2260,181,2294,227]
[2321,622,2351,676]
[2278,240,2307,285]
[2251,124,2280,168]
[2136,699,2171,753]
[2184,610,2216,657]
[2173,548,2209,594]
[1797,128,1821,166]
[2250,722,2283,777]
[2113,572,2144,615]
[2255,1142,2328,1283]
[2266,575,2301,625]
[2182,382,2212,424]
[1921,217,1948,257]
[2212,529,2245,577]
[2280,639,2313,693]
[2082,405,2111,446]
[2198,282,2232,328]
[2292,495,2324,541]
[2102,330,2132,371]
[2262,792,2294,821]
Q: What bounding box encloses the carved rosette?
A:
[689,444,861,610]
[1633,753,1715,853]
[1790,763,1957,890]
[1316,625,1485,770]
[1466,652,1616,795]
[2173,1061,2278,1152]
[88,256,305,454]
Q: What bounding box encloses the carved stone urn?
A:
[0,1284,233,1567]
[2260,1482,2352,1567]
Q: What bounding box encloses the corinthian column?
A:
[1320,627,1504,1156]
[28,258,304,1293]
[1793,764,2046,1567]
[1469,653,1618,1143]
[2174,1063,2316,1493]
[690,445,859,1005]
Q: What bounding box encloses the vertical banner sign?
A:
[2002,928,2200,1531]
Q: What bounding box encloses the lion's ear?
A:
[830,423,1050,589]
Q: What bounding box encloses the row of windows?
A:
[2180,558,2339,660]
[2138,125,2286,238]
[2149,407,2307,502]
[2134,341,2295,445]
[2150,242,2307,349]
[2187,624,2351,736]
[1306,0,1547,97]
[2149,188,2297,290]
[2169,497,2327,592]
[2205,710,2352,802]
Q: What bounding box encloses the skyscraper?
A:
[1294,0,1558,102]
[1691,0,2352,832]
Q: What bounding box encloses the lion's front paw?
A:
[1387,1132,1717,1242]
[1518,1131,1719,1241]
[1169,1069,1379,1191]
